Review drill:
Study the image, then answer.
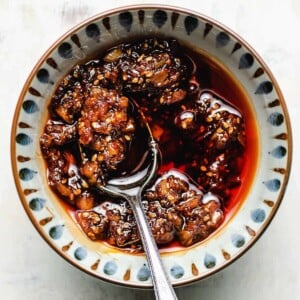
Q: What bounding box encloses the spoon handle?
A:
[128,196,178,300]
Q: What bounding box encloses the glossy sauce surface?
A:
[40,38,259,252]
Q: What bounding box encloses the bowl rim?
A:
[11,4,293,288]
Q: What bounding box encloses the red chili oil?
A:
[43,40,259,252]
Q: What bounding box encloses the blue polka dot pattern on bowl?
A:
[137,264,151,281]
[264,179,281,192]
[18,168,37,181]
[85,23,100,42]
[232,234,246,248]
[255,81,273,94]
[239,53,254,69]
[170,265,184,279]
[29,197,46,211]
[74,247,87,260]
[118,12,133,32]
[251,209,266,223]
[268,112,284,126]
[16,133,32,146]
[204,254,217,269]
[22,100,39,113]
[153,10,168,28]
[270,146,287,158]
[49,225,64,240]
[184,16,198,35]
[36,68,51,84]
[58,42,73,59]
[216,32,230,48]
[103,261,118,276]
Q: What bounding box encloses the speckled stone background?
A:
[1,0,299,299]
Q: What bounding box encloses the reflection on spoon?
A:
[96,99,178,300]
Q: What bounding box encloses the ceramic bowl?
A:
[11,5,292,288]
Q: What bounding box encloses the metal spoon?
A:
[97,102,178,300]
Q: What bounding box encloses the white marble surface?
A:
[1,0,299,299]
